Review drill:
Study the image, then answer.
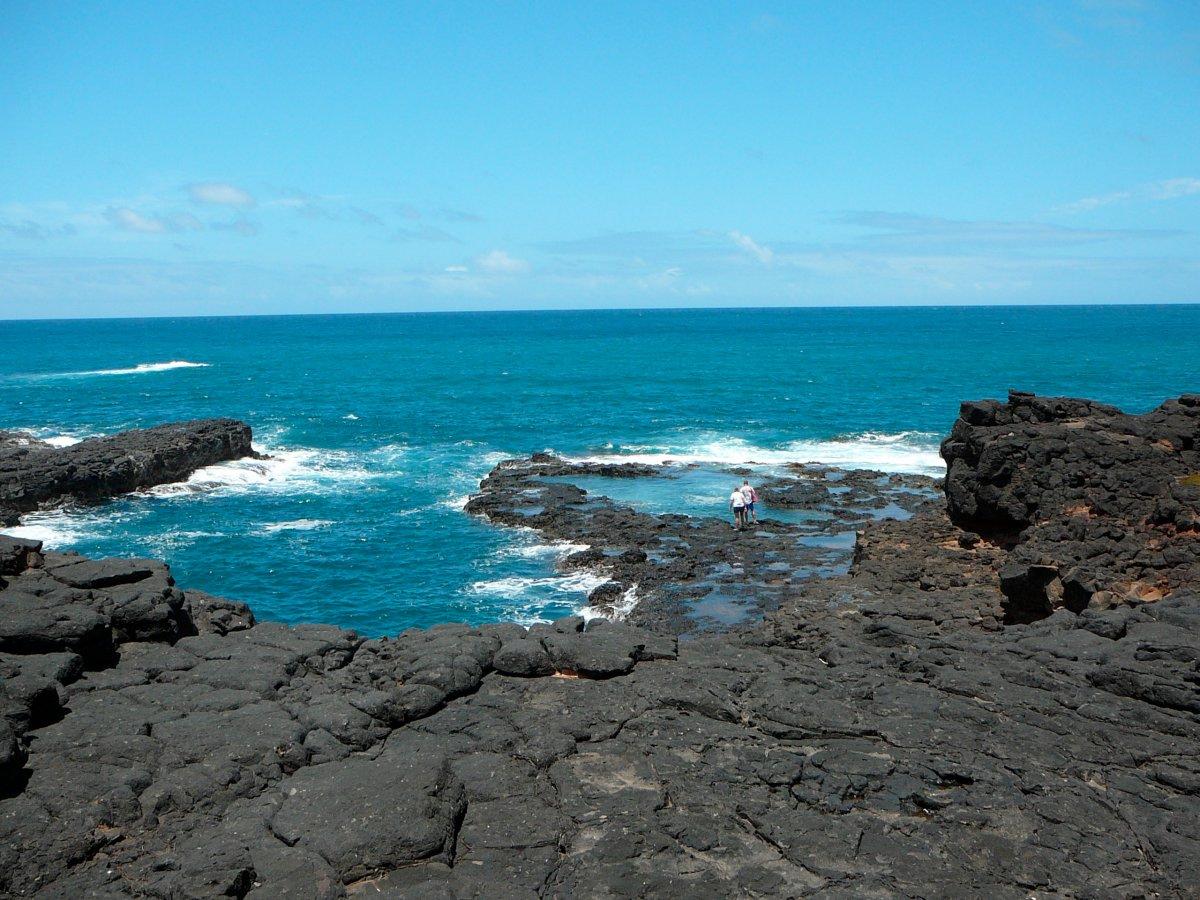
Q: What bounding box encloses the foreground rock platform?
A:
[0,419,256,526]
[1,394,1198,897]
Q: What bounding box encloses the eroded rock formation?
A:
[0,419,256,526]
[943,391,1200,622]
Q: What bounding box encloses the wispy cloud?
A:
[350,206,384,227]
[728,230,774,263]
[393,224,460,243]
[435,207,484,223]
[271,191,473,230]
[273,191,337,220]
[1154,177,1200,200]
[389,203,483,223]
[105,207,203,234]
[836,210,1175,245]
[476,249,530,274]
[187,182,255,207]
[0,219,76,240]
[211,216,259,236]
[540,230,737,262]
[1058,176,1200,213]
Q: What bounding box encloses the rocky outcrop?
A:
[0,419,256,522]
[943,391,1200,622]
[1,397,1198,896]
[465,456,939,631]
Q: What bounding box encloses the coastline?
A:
[2,393,1199,896]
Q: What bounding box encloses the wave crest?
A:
[570,431,944,474]
[24,360,210,379]
[140,447,374,499]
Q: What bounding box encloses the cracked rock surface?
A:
[1,394,1199,897]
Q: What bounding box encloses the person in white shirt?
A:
[729,486,746,529]
[741,480,758,524]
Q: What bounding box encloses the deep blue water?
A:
[2,305,1197,635]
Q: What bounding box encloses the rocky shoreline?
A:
[464,454,940,633]
[2,394,1199,897]
[0,419,256,527]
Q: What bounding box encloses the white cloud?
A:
[476,249,530,274]
[107,207,166,233]
[729,230,774,263]
[105,207,202,234]
[1152,177,1200,200]
[188,182,255,207]
[1059,177,1200,213]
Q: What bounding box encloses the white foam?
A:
[581,583,640,622]
[570,431,944,475]
[29,360,211,379]
[9,426,100,447]
[139,447,374,499]
[43,435,83,448]
[3,510,101,547]
[344,413,359,420]
[467,571,609,600]
[368,443,408,465]
[501,540,589,560]
[254,518,334,535]
[141,529,225,553]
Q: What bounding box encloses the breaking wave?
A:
[572,431,944,475]
[3,512,101,547]
[139,446,375,499]
[467,571,609,599]
[25,360,211,379]
[581,583,639,622]
[254,519,335,535]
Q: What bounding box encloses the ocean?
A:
[2,304,1197,635]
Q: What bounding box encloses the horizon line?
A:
[3,298,1198,325]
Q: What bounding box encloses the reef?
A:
[0,419,256,527]
[1,393,1198,897]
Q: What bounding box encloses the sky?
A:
[1,1,1198,318]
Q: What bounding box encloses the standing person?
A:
[741,479,758,524]
[729,484,746,530]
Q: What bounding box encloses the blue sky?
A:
[1,1,1198,317]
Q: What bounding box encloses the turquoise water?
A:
[2,305,1197,635]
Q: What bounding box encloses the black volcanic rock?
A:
[466,454,939,633]
[943,391,1200,530]
[943,391,1200,621]
[756,478,829,507]
[2,398,1200,896]
[0,418,256,517]
[0,535,42,575]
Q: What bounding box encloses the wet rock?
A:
[756,479,829,507]
[0,418,256,517]
[586,580,624,608]
[466,454,938,634]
